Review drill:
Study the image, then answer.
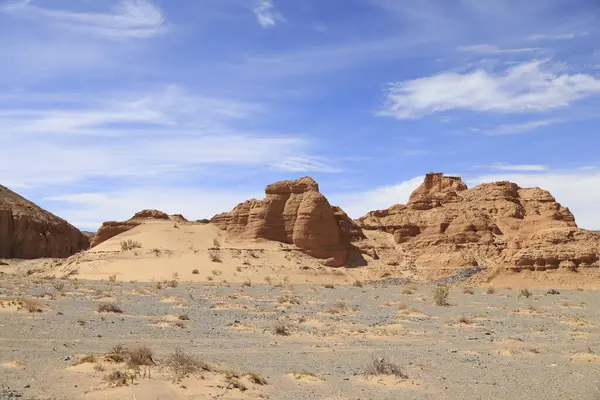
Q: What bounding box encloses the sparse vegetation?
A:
[324,283,335,289]
[165,347,209,381]
[120,240,142,251]
[16,298,42,313]
[365,358,408,379]
[108,274,117,283]
[242,279,252,287]
[278,295,301,305]
[104,370,133,386]
[209,250,222,263]
[73,354,96,365]
[236,266,242,272]
[273,321,291,336]
[353,280,363,287]
[247,372,268,385]
[128,345,155,367]
[104,345,128,364]
[463,287,474,295]
[53,281,65,292]
[97,302,123,313]
[397,302,409,311]
[433,285,450,306]
[457,315,472,325]
[518,288,533,298]
[192,268,199,274]
[487,287,496,294]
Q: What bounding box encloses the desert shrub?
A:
[104,345,128,363]
[108,274,117,283]
[457,315,472,325]
[486,287,496,294]
[324,283,335,289]
[353,280,363,287]
[178,314,190,321]
[463,287,474,295]
[192,269,199,274]
[242,279,252,287]
[17,298,42,313]
[120,240,141,251]
[397,302,409,310]
[278,295,301,305]
[53,282,66,292]
[166,279,178,288]
[128,345,155,367]
[365,358,408,379]
[273,321,291,336]
[209,250,222,263]
[104,370,131,386]
[433,286,450,306]
[74,354,96,365]
[225,375,247,391]
[247,372,268,385]
[518,288,533,298]
[165,347,210,380]
[97,303,123,313]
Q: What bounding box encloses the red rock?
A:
[212,177,365,266]
[358,173,599,271]
[0,185,89,259]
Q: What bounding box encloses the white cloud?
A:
[458,44,542,54]
[42,187,263,230]
[252,0,284,28]
[528,32,589,41]
[271,156,342,173]
[4,0,166,39]
[479,163,549,172]
[380,60,600,119]
[482,119,561,135]
[330,176,424,219]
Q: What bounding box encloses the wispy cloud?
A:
[380,59,600,119]
[458,44,542,55]
[271,156,342,173]
[528,32,589,41]
[482,119,562,135]
[3,0,166,39]
[252,0,284,28]
[476,163,549,172]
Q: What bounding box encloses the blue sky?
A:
[1,0,600,230]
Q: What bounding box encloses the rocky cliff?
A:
[0,185,89,259]
[358,173,599,271]
[212,177,365,266]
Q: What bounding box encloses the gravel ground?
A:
[1,274,599,399]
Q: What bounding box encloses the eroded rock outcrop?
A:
[358,173,599,271]
[90,209,169,248]
[0,185,89,259]
[212,177,365,266]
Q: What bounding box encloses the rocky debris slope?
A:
[0,185,89,259]
[212,177,365,266]
[90,209,171,248]
[358,173,600,271]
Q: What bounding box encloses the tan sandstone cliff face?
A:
[90,209,170,248]
[0,185,89,259]
[212,177,365,267]
[358,173,599,271]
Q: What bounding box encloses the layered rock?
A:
[90,209,169,248]
[358,173,599,270]
[0,185,89,259]
[212,177,364,266]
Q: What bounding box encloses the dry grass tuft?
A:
[120,240,141,251]
[324,283,335,289]
[247,372,268,385]
[108,274,117,283]
[433,286,450,306]
[104,370,133,386]
[128,345,156,367]
[278,295,301,305]
[74,354,96,365]
[365,358,408,379]
[97,303,123,313]
[165,347,210,381]
[273,321,291,336]
[457,315,472,325]
[486,287,496,294]
[242,279,252,287]
[17,298,42,313]
[353,280,363,287]
[463,287,474,295]
[192,269,200,274]
[518,288,533,298]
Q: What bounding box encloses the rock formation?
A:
[358,173,600,271]
[90,209,169,248]
[212,177,365,266]
[0,185,89,259]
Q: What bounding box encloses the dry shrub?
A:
[353,280,363,287]
[104,370,132,386]
[17,298,42,313]
[365,358,408,379]
[463,287,474,295]
[273,321,291,336]
[278,295,301,305]
[486,287,496,294]
[209,250,222,263]
[97,303,123,313]
[74,354,96,365]
[247,372,267,385]
[397,302,409,311]
[128,345,155,367]
[108,275,117,283]
[324,283,335,289]
[433,286,450,306]
[53,282,66,292]
[192,269,200,274]
[242,279,252,287]
[104,345,128,363]
[120,240,141,251]
[457,315,472,325]
[518,288,533,298]
[165,347,210,381]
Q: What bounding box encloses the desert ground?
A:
[1,267,599,399]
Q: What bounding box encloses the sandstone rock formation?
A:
[358,173,600,271]
[212,177,365,266]
[0,185,89,259]
[90,209,169,248]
